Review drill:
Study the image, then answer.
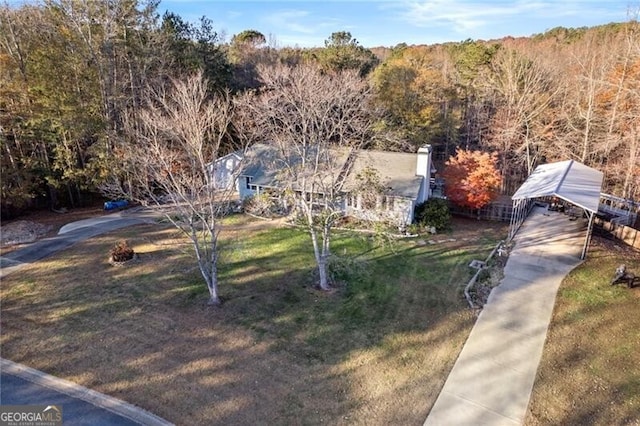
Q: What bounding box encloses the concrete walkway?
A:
[1,359,172,425]
[425,207,587,425]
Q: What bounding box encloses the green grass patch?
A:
[526,240,640,425]
[215,225,496,364]
[1,216,507,425]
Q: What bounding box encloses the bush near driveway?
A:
[0,214,507,425]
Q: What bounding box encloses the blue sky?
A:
[160,0,633,47]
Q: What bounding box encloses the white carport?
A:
[509,160,604,259]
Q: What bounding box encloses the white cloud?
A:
[395,1,534,32]
[393,0,625,34]
[261,8,348,46]
[263,9,316,34]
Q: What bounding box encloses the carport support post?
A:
[508,198,527,242]
[581,210,595,260]
[508,199,519,241]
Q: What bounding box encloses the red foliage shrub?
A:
[442,149,502,209]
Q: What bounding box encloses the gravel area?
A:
[0,204,106,253]
[1,221,53,246]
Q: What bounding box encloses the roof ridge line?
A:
[554,159,574,195]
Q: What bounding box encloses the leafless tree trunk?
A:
[623,14,640,199]
[235,63,375,291]
[600,15,640,198]
[483,48,556,180]
[621,131,640,199]
[548,32,615,167]
[101,71,235,306]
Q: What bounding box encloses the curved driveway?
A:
[0,209,155,278]
[1,208,171,425]
[1,359,171,426]
[425,206,587,425]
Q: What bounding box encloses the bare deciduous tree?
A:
[602,15,640,199]
[545,32,614,166]
[235,63,375,291]
[101,71,234,305]
[483,48,556,190]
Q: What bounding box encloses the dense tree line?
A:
[0,0,232,216]
[1,0,638,218]
[371,23,640,198]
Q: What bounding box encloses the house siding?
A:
[210,153,242,190]
[238,176,258,199]
[345,196,414,225]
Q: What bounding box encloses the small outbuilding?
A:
[509,159,604,259]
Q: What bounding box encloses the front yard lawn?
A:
[1,214,505,425]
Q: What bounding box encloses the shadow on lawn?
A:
[0,220,500,425]
[525,239,640,425]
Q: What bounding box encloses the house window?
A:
[245,177,252,190]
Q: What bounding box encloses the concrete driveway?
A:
[1,209,171,424]
[425,206,587,425]
[0,209,156,278]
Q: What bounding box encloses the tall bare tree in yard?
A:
[235,63,375,291]
[483,48,556,191]
[598,17,640,199]
[101,72,233,305]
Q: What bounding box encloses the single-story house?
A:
[210,143,438,225]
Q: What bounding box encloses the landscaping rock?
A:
[108,253,140,267]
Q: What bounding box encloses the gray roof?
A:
[512,160,604,213]
[239,144,425,199]
[343,150,423,198]
[241,144,351,193]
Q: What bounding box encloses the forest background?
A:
[1,0,639,218]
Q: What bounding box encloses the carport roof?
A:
[512,160,604,213]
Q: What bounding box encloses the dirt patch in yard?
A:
[0,221,53,246]
[0,204,105,254]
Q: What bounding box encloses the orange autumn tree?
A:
[442,149,502,209]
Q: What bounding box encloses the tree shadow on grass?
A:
[524,238,640,425]
[0,220,503,425]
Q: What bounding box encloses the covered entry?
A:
[509,160,604,259]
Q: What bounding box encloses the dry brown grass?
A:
[526,237,640,425]
[1,215,505,425]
